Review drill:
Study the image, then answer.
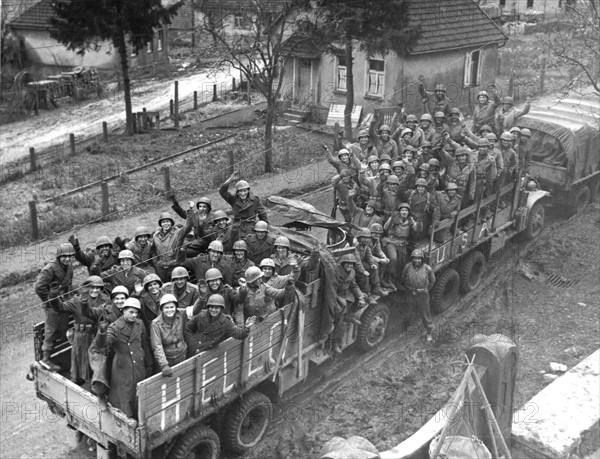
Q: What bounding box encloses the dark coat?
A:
[219,182,268,239]
[244,233,276,265]
[162,281,199,308]
[35,259,73,304]
[191,283,244,324]
[99,266,147,295]
[75,246,119,275]
[185,310,248,355]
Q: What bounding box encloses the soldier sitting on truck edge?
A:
[382,202,416,290]
[402,249,436,342]
[151,294,188,378]
[168,193,213,257]
[353,228,386,300]
[238,266,295,322]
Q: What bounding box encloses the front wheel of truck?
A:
[222,391,272,454]
[169,425,220,459]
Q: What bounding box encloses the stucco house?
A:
[280,0,508,121]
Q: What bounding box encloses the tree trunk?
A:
[264,96,274,173]
[114,23,134,135]
[343,30,354,141]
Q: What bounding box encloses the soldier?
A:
[125,226,155,274]
[259,258,301,289]
[185,294,256,356]
[447,108,464,143]
[370,123,398,159]
[427,158,443,192]
[326,146,361,175]
[105,285,128,324]
[423,83,452,118]
[35,242,76,371]
[332,168,359,222]
[272,236,296,275]
[494,96,531,134]
[151,294,188,378]
[70,234,118,275]
[230,240,255,287]
[190,268,244,324]
[499,131,519,183]
[420,113,435,144]
[431,111,450,148]
[244,220,275,265]
[518,128,532,173]
[365,155,380,179]
[406,114,424,148]
[401,145,419,173]
[238,266,295,321]
[169,195,213,257]
[440,146,476,208]
[349,129,377,163]
[151,212,187,283]
[161,267,199,309]
[407,178,440,241]
[396,128,414,153]
[382,202,415,289]
[359,163,390,215]
[472,89,501,133]
[353,229,385,300]
[138,273,163,333]
[402,249,436,342]
[474,141,498,219]
[378,174,407,219]
[419,141,435,166]
[200,210,234,253]
[99,249,146,295]
[434,183,462,242]
[368,223,390,276]
[178,240,233,286]
[485,134,505,179]
[340,176,383,239]
[219,172,268,241]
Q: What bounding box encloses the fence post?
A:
[29,200,39,240]
[102,121,108,142]
[232,77,236,91]
[194,91,198,109]
[69,133,76,156]
[247,79,251,105]
[29,147,36,172]
[162,166,171,192]
[539,57,546,95]
[142,107,148,131]
[101,181,110,220]
[170,99,174,118]
[213,84,217,102]
[174,81,179,129]
[228,148,235,176]
[508,77,514,98]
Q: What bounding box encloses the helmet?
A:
[367,155,379,165]
[486,133,498,142]
[85,275,104,288]
[196,197,212,210]
[411,249,424,259]
[134,226,152,239]
[477,138,491,147]
[386,175,401,185]
[369,223,384,235]
[478,90,489,99]
[171,266,189,280]
[56,242,75,258]
[95,236,112,249]
[525,179,538,191]
[122,298,141,311]
[434,111,445,119]
[340,253,356,265]
[421,140,432,148]
[337,148,350,158]
[415,178,428,187]
[379,153,392,163]
[206,294,225,308]
[366,198,377,208]
[520,128,531,137]
[233,240,248,252]
[419,163,430,172]
[235,180,250,192]
[205,268,223,282]
[428,158,440,168]
[420,113,433,122]
[501,96,514,105]
[450,107,461,115]
[158,212,175,226]
[118,249,134,260]
[378,125,391,134]
[435,84,446,92]
[406,114,418,123]
[254,220,269,232]
[143,273,163,290]
[159,293,178,309]
[446,182,459,191]
[207,241,224,253]
[110,285,129,300]
[509,127,521,134]
[356,228,371,239]
[357,129,369,139]
[398,202,411,211]
[500,131,513,141]
[403,145,417,153]
[212,210,228,222]
[259,258,276,269]
[392,160,405,170]
[456,146,471,156]
[401,128,413,137]
[378,163,392,173]
[274,236,290,248]
[245,266,264,283]
[480,124,492,133]
[340,168,353,177]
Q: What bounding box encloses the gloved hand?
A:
[49,288,61,301]
[68,234,79,250]
[286,278,295,287]
[358,297,367,308]
[114,237,126,250]
[197,279,209,295]
[161,365,173,377]
[185,306,195,320]
[98,320,109,333]
[165,190,177,203]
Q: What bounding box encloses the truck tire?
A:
[569,185,590,214]
[222,391,272,454]
[459,251,486,293]
[523,201,545,240]
[431,268,460,314]
[168,425,220,459]
[357,303,390,352]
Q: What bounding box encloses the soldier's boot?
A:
[372,285,387,297]
[332,342,343,355]
[40,351,61,372]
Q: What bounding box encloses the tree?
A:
[314,0,420,140]
[50,0,183,135]
[198,0,315,173]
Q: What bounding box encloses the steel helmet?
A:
[366,198,377,208]
[369,223,384,235]
[340,168,353,177]
[378,163,392,173]
[357,129,369,138]
[233,240,248,251]
[419,163,430,172]
[340,253,356,265]
[509,127,521,134]
[205,268,223,282]
[118,249,135,260]
[520,128,531,138]
[398,202,411,211]
[421,140,432,148]
[392,160,405,170]
[446,182,459,191]
[501,96,514,105]
[254,220,269,232]
[367,155,379,165]
[274,236,290,248]
[411,249,424,259]
[406,114,418,123]
[196,197,212,210]
[435,83,446,92]
[401,128,413,137]
[525,179,538,191]
[480,124,492,133]
[478,90,489,99]
[122,298,141,311]
[235,180,250,192]
[95,236,112,249]
[450,107,461,115]
[110,285,130,300]
[158,212,175,226]
[143,273,163,290]
[456,146,471,156]
[245,266,264,283]
[356,228,372,239]
[206,294,225,308]
[420,113,433,122]
[500,131,513,141]
[477,138,491,147]
[211,210,228,222]
[207,240,224,253]
[259,258,276,269]
[85,275,105,288]
[134,226,152,239]
[159,293,178,309]
[403,145,417,153]
[387,175,401,185]
[428,158,440,168]
[486,133,498,142]
[415,178,428,187]
[378,124,391,134]
[171,266,189,280]
[56,242,75,258]
[337,148,350,158]
[434,111,445,119]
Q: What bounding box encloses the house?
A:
[479,0,568,21]
[280,0,509,122]
[6,0,169,73]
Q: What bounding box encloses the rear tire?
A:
[431,268,460,314]
[222,391,272,454]
[523,201,545,240]
[168,425,220,459]
[357,303,390,351]
[459,251,486,293]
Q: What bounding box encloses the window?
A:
[131,46,138,57]
[366,59,385,97]
[463,49,481,87]
[157,29,164,51]
[499,0,506,7]
[234,12,245,28]
[526,0,534,7]
[335,55,347,91]
[147,39,153,54]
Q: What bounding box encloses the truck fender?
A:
[526,190,551,209]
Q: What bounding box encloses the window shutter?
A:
[463,52,472,87]
[476,51,483,86]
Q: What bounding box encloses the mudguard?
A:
[526,189,551,209]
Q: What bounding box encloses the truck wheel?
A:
[431,268,460,314]
[523,201,545,240]
[459,251,486,293]
[168,425,220,459]
[570,185,591,214]
[222,391,272,454]
[357,303,390,352]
